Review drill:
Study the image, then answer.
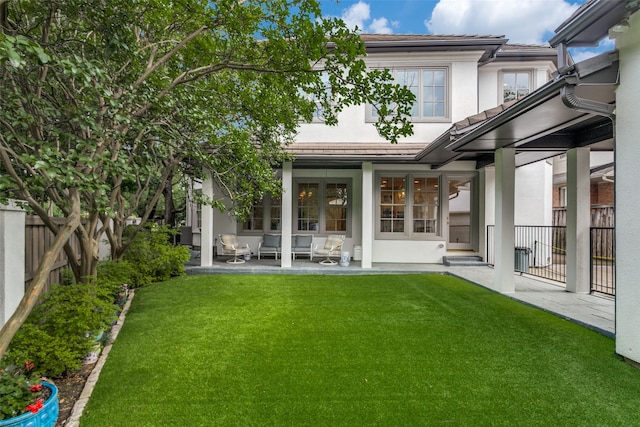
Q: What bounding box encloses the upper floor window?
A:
[300,71,331,122]
[369,67,449,122]
[502,71,531,102]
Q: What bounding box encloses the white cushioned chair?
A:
[218,234,251,264]
[313,235,345,265]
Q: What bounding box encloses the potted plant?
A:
[0,362,59,426]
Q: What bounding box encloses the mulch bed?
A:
[54,363,95,426]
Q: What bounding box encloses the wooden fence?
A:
[24,216,82,291]
[553,206,615,227]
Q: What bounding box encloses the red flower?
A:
[26,399,43,413]
[30,383,43,392]
[24,361,35,371]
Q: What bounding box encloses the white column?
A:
[565,147,590,293]
[200,171,214,267]
[478,168,487,260]
[361,162,373,269]
[280,162,293,268]
[615,11,640,363]
[0,201,26,328]
[494,148,515,293]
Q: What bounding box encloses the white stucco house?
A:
[189,0,640,366]
[190,34,559,268]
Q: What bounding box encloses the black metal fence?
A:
[486,225,615,296]
[591,227,615,296]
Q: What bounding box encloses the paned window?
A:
[297,183,320,231]
[295,179,351,234]
[325,182,348,232]
[503,72,531,102]
[370,68,448,121]
[241,194,281,232]
[379,175,441,237]
[412,177,439,233]
[380,177,406,233]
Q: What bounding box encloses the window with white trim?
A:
[502,71,531,102]
[369,67,449,122]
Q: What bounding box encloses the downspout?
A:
[560,81,616,118]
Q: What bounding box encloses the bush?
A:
[97,259,139,295]
[122,224,190,286]
[3,284,116,377]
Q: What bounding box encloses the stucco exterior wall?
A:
[615,9,640,363]
[296,51,483,144]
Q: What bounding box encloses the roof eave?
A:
[549,0,632,47]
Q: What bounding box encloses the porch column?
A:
[565,147,590,293]
[616,12,640,364]
[0,201,25,328]
[200,171,214,267]
[280,161,293,268]
[478,168,487,261]
[361,162,373,269]
[494,147,515,294]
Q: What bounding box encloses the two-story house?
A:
[191,34,558,267]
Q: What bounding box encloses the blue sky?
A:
[318,0,613,61]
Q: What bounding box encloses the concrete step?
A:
[442,256,489,267]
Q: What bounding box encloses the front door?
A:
[447,177,474,250]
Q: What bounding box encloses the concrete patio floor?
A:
[186,254,615,338]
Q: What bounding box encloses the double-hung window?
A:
[295,179,350,234]
[378,174,440,238]
[300,71,331,122]
[502,71,531,102]
[369,67,449,122]
[241,194,281,233]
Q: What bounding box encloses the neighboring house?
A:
[192,34,559,266]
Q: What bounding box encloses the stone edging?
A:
[64,290,135,427]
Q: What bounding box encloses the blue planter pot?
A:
[0,382,59,427]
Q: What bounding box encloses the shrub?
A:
[122,224,190,286]
[97,259,139,295]
[3,284,116,377]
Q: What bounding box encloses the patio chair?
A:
[218,234,251,264]
[313,234,345,265]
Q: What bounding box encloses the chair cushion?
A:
[324,235,343,250]
[221,234,238,250]
[296,235,312,248]
[263,234,281,248]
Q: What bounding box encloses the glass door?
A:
[447,177,473,250]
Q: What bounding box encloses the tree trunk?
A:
[164,174,176,227]
[0,190,81,359]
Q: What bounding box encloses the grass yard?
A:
[81,274,640,426]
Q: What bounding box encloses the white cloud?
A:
[340,1,371,31]
[338,1,395,34]
[425,0,580,44]
[369,17,394,34]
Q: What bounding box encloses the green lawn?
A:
[81,274,640,426]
